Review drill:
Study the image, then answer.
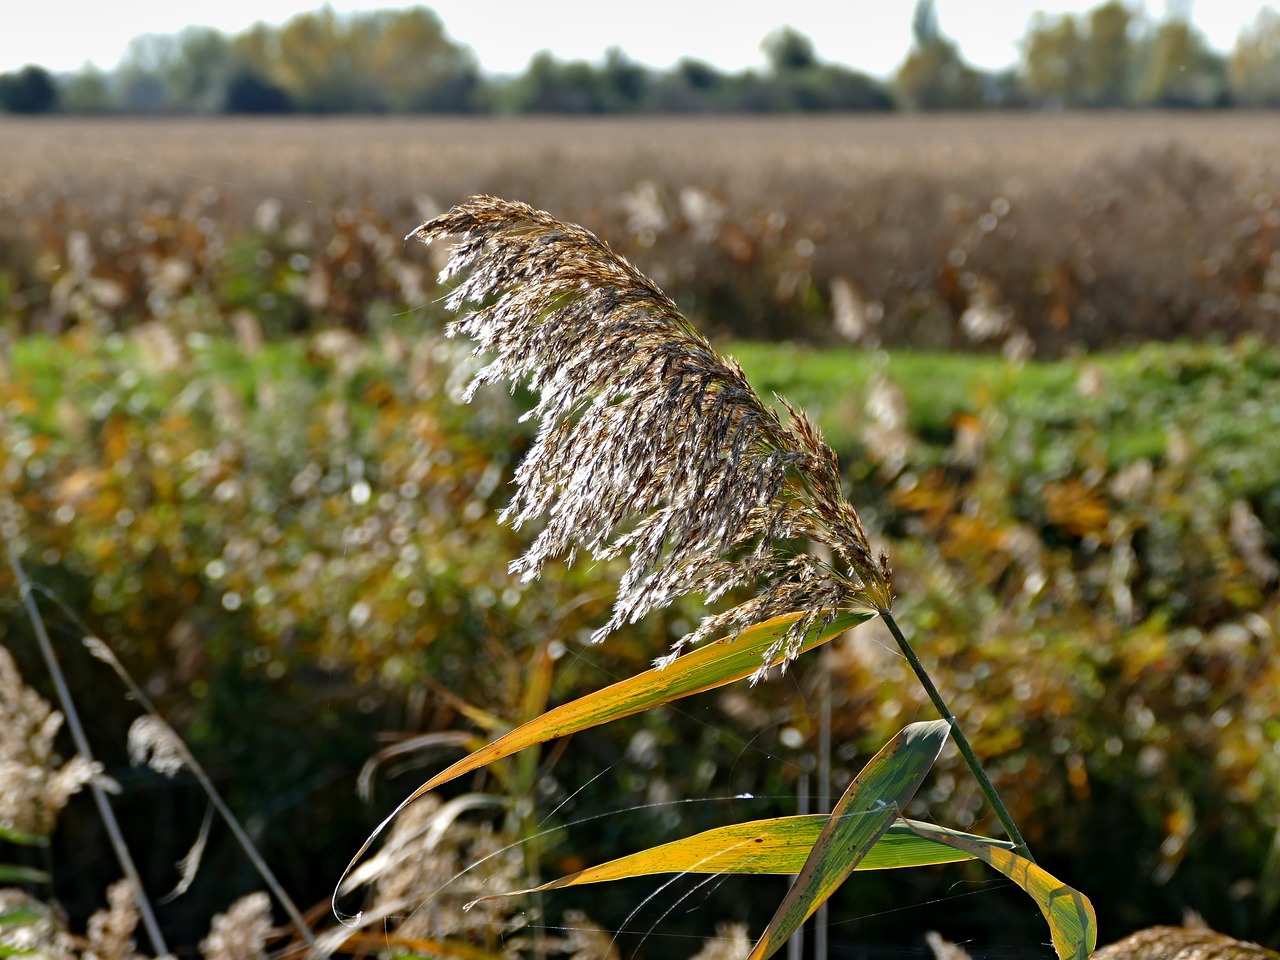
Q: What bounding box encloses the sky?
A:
[1,0,1274,79]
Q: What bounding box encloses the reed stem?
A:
[879,608,1034,862]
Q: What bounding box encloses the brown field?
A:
[7,112,1280,189]
[4,113,1280,351]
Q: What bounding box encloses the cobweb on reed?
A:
[410,197,891,668]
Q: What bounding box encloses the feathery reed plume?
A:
[0,644,102,837]
[198,893,273,960]
[85,879,145,960]
[410,197,891,667]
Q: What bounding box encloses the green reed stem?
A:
[879,608,1034,862]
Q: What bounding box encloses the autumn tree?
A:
[1139,14,1227,107]
[1021,11,1085,107]
[361,7,482,111]
[1230,6,1280,106]
[895,0,985,110]
[232,7,479,113]
[1082,1,1133,105]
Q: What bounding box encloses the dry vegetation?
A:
[3,113,1280,352]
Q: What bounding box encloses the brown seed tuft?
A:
[411,196,891,666]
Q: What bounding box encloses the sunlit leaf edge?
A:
[905,821,1098,960]
[748,719,952,959]
[465,816,1012,905]
[336,608,873,912]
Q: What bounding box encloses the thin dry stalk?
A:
[81,636,325,958]
[411,196,892,668]
[5,542,170,959]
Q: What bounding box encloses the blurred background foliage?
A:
[6,0,1280,116]
[2,100,1280,956]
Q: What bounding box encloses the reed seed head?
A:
[411,196,891,666]
[199,892,273,960]
[86,879,145,960]
[0,645,102,837]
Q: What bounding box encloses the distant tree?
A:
[913,0,942,47]
[170,27,240,110]
[1139,15,1227,107]
[679,58,725,93]
[730,70,778,112]
[0,65,58,113]
[1019,1,1196,108]
[895,0,985,110]
[364,8,482,112]
[1230,7,1280,106]
[601,47,651,110]
[1021,11,1086,107]
[806,66,894,111]
[269,7,361,111]
[223,69,294,113]
[650,58,728,111]
[505,51,607,113]
[762,27,818,73]
[982,68,1028,109]
[229,7,480,113]
[61,64,111,113]
[1083,1,1133,106]
[756,28,892,112]
[115,33,183,111]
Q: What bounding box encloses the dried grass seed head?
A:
[0,645,102,836]
[199,892,273,960]
[86,878,145,960]
[127,716,185,779]
[411,197,891,664]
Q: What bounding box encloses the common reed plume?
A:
[410,197,892,667]
[0,644,101,837]
[198,892,274,960]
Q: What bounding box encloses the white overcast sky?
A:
[1,0,1274,78]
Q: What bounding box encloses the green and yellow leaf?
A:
[339,610,872,895]
[906,821,1097,960]
[466,816,1009,905]
[411,610,870,799]
[748,720,952,960]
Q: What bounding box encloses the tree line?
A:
[4,0,1280,115]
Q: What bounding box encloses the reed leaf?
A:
[335,609,870,905]
[906,821,1097,960]
[466,817,1004,904]
[748,720,951,959]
